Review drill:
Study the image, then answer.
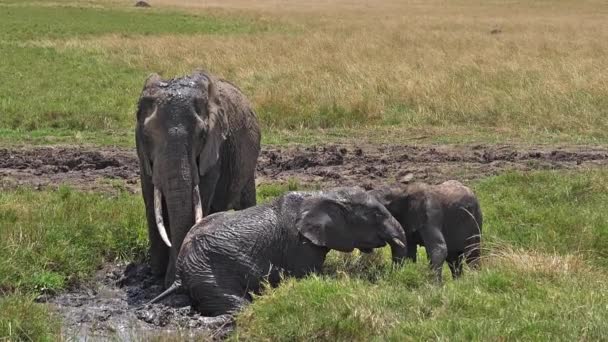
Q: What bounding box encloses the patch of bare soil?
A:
[44,262,233,341]
[257,144,608,188]
[1,144,607,192]
[0,147,140,193]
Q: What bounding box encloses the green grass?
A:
[235,254,608,340]
[0,295,60,342]
[0,186,148,293]
[475,169,608,265]
[0,5,274,133]
[0,45,143,131]
[1,170,608,340]
[0,6,266,42]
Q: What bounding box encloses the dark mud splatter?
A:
[46,262,233,341]
[1,144,607,193]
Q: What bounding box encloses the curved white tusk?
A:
[392,237,406,248]
[193,185,204,224]
[154,186,172,247]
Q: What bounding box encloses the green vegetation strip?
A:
[1,170,607,340]
[0,6,266,41]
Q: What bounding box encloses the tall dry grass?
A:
[51,0,608,137]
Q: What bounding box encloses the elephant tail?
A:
[147,280,182,305]
[459,206,482,238]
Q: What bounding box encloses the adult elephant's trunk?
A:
[154,184,204,248]
[152,143,204,286]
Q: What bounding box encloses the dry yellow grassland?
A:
[50,0,608,139]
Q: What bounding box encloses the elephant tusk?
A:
[392,237,406,248]
[154,186,172,247]
[193,185,204,223]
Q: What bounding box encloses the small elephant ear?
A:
[143,73,162,90]
[296,198,353,252]
[194,71,229,176]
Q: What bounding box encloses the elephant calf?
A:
[370,180,483,282]
[149,187,406,316]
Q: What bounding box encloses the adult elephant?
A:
[135,70,261,287]
[148,187,407,316]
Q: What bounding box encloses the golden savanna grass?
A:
[25,0,608,139]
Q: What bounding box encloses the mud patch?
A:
[0,147,140,193]
[46,262,233,341]
[256,144,608,188]
[1,144,607,193]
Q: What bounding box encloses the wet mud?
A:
[2,144,607,193]
[46,262,233,341]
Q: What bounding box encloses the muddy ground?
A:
[2,144,607,194]
[44,262,233,341]
[3,143,608,340]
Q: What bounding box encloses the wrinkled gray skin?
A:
[150,187,406,316]
[135,71,261,287]
[370,180,482,282]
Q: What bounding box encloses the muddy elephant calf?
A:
[370,180,483,282]
[149,187,406,316]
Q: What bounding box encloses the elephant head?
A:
[135,71,228,268]
[296,188,407,254]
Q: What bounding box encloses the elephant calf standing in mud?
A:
[149,187,407,316]
[135,70,261,287]
[371,180,483,282]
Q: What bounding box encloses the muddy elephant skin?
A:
[370,180,483,282]
[150,187,407,316]
[135,71,261,287]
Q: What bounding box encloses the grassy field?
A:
[2,170,608,340]
[2,0,608,340]
[1,0,607,145]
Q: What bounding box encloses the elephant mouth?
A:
[153,184,204,248]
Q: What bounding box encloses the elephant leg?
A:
[197,291,251,317]
[406,239,418,263]
[446,251,464,279]
[142,176,169,276]
[419,220,447,283]
[389,243,408,264]
[236,176,256,210]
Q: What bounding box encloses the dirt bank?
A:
[1,144,607,192]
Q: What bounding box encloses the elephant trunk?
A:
[154,183,204,248]
[384,216,408,263]
[164,173,195,256]
[383,216,407,247]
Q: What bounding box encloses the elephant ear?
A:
[135,129,152,176]
[135,73,162,176]
[296,197,353,252]
[194,71,229,176]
